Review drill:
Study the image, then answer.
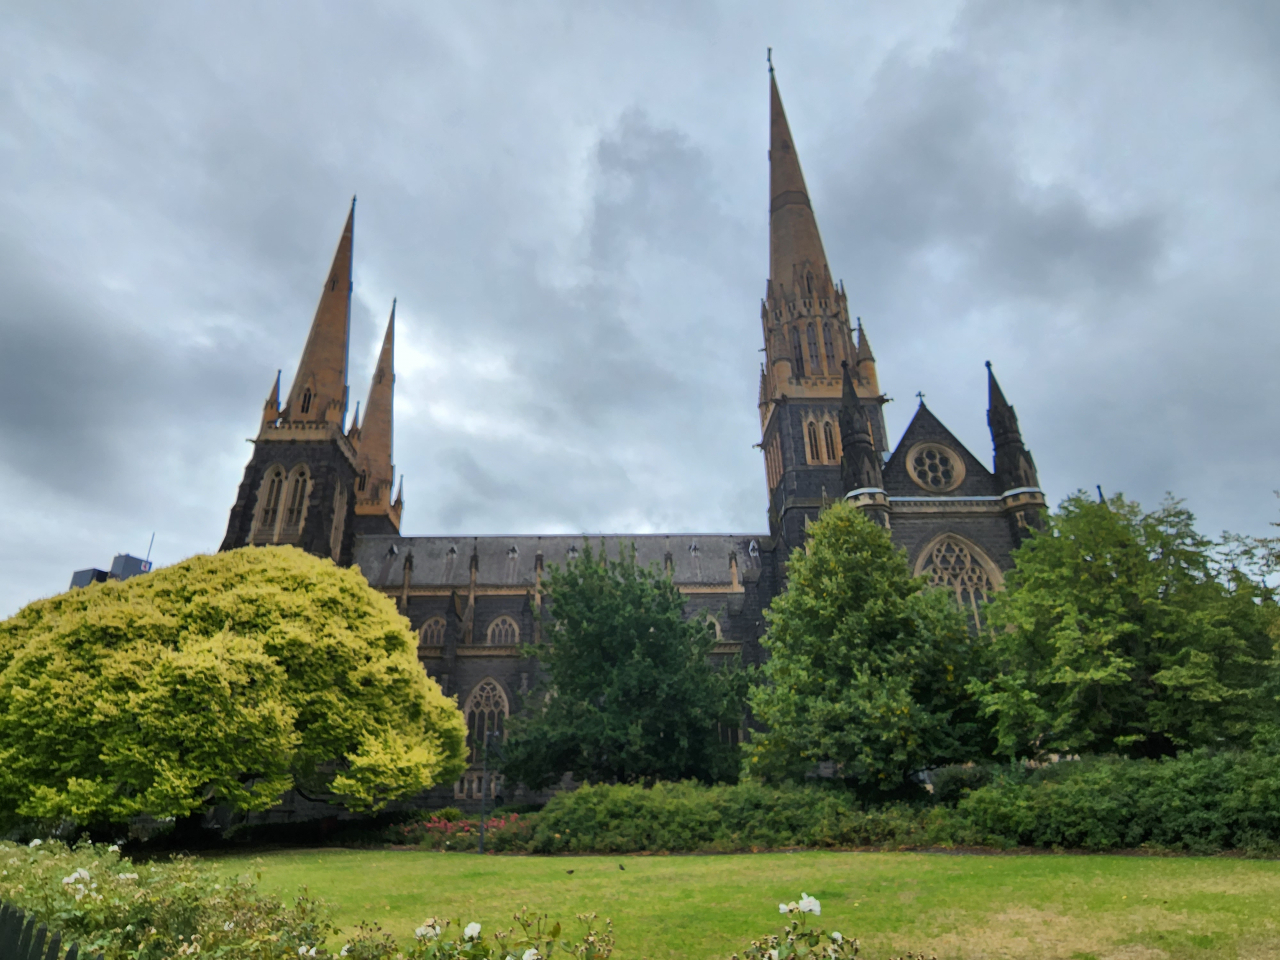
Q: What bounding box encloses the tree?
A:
[974,492,1279,760]
[500,541,746,789]
[746,503,988,797]
[0,547,467,829]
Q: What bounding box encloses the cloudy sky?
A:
[2,1,1278,616]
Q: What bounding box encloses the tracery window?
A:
[420,617,446,645]
[823,322,836,370]
[906,443,965,493]
[790,328,805,377]
[823,422,838,462]
[806,325,822,374]
[916,535,999,624]
[486,615,519,645]
[464,678,509,764]
[807,422,821,463]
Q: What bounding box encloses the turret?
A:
[987,361,1045,538]
[353,301,402,534]
[839,361,889,527]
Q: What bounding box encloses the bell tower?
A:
[220,200,361,565]
[758,68,887,556]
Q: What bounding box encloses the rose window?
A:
[906,443,965,492]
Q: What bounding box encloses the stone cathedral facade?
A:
[220,72,1045,807]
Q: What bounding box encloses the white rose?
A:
[340,946,350,957]
[464,922,482,940]
[778,903,789,914]
[523,949,541,960]
[830,931,842,943]
[798,893,821,916]
[28,839,42,848]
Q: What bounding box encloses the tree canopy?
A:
[974,492,1280,759]
[500,541,745,789]
[746,503,989,796]
[0,546,467,828]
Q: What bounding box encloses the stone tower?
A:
[220,200,362,564]
[758,69,887,557]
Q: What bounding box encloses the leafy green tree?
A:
[500,541,746,789]
[974,492,1279,759]
[746,503,988,796]
[0,547,467,829]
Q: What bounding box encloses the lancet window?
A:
[790,328,805,377]
[251,466,285,545]
[300,388,313,414]
[823,322,836,370]
[807,422,821,463]
[823,422,838,462]
[806,325,822,374]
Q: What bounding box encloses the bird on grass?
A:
[566,870,574,875]
[618,864,625,870]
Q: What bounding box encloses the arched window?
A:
[282,468,309,530]
[486,615,519,645]
[915,535,1002,625]
[464,678,509,764]
[252,467,285,544]
[704,615,723,640]
[300,388,313,414]
[420,617,446,645]
[789,328,805,377]
[823,322,836,369]
[806,325,822,374]
[806,272,813,295]
[357,471,368,492]
[823,422,838,462]
[807,422,821,463]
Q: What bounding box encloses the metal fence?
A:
[0,902,99,960]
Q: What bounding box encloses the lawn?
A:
[208,848,1280,959]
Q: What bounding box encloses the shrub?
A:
[389,814,534,852]
[0,839,335,959]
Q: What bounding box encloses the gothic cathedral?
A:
[221,71,1046,805]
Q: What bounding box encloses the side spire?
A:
[261,370,281,430]
[354,299,401,533]
[839,360,889,527]
[283,198,354,426]
[987,361,1039,492]
[770,70,830,299]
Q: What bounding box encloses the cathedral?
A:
[220,71,1045,805]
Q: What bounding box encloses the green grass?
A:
[207,849,1280,959]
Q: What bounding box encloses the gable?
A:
[882,404,999,498]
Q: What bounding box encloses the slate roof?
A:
[353,533,768,590]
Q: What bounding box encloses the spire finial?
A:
[767,47,773,74]
[915,390,926,403]
[985,359,992,371]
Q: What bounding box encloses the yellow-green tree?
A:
[0,547,466,829]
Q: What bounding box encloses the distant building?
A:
[220,69,1046,807]
[69,554,153,591]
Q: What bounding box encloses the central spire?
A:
[283,198,354,426]
[770,72,830,299]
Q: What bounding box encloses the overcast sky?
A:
[2,1,1279,616]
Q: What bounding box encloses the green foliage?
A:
[976,492,1280,759]
[747,503,990,795]
[0,839,335,959]
[956,749,1280,854]
[0,547,467,827]
[501,540,746,789]
[475,781,971,854]
[340,911,613,960]
[389,813,534,852]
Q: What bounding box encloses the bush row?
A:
[397,748,1280,855]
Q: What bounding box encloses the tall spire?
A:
[770,71,830,299]
[283,198,354,425]
[354,299,401,532]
